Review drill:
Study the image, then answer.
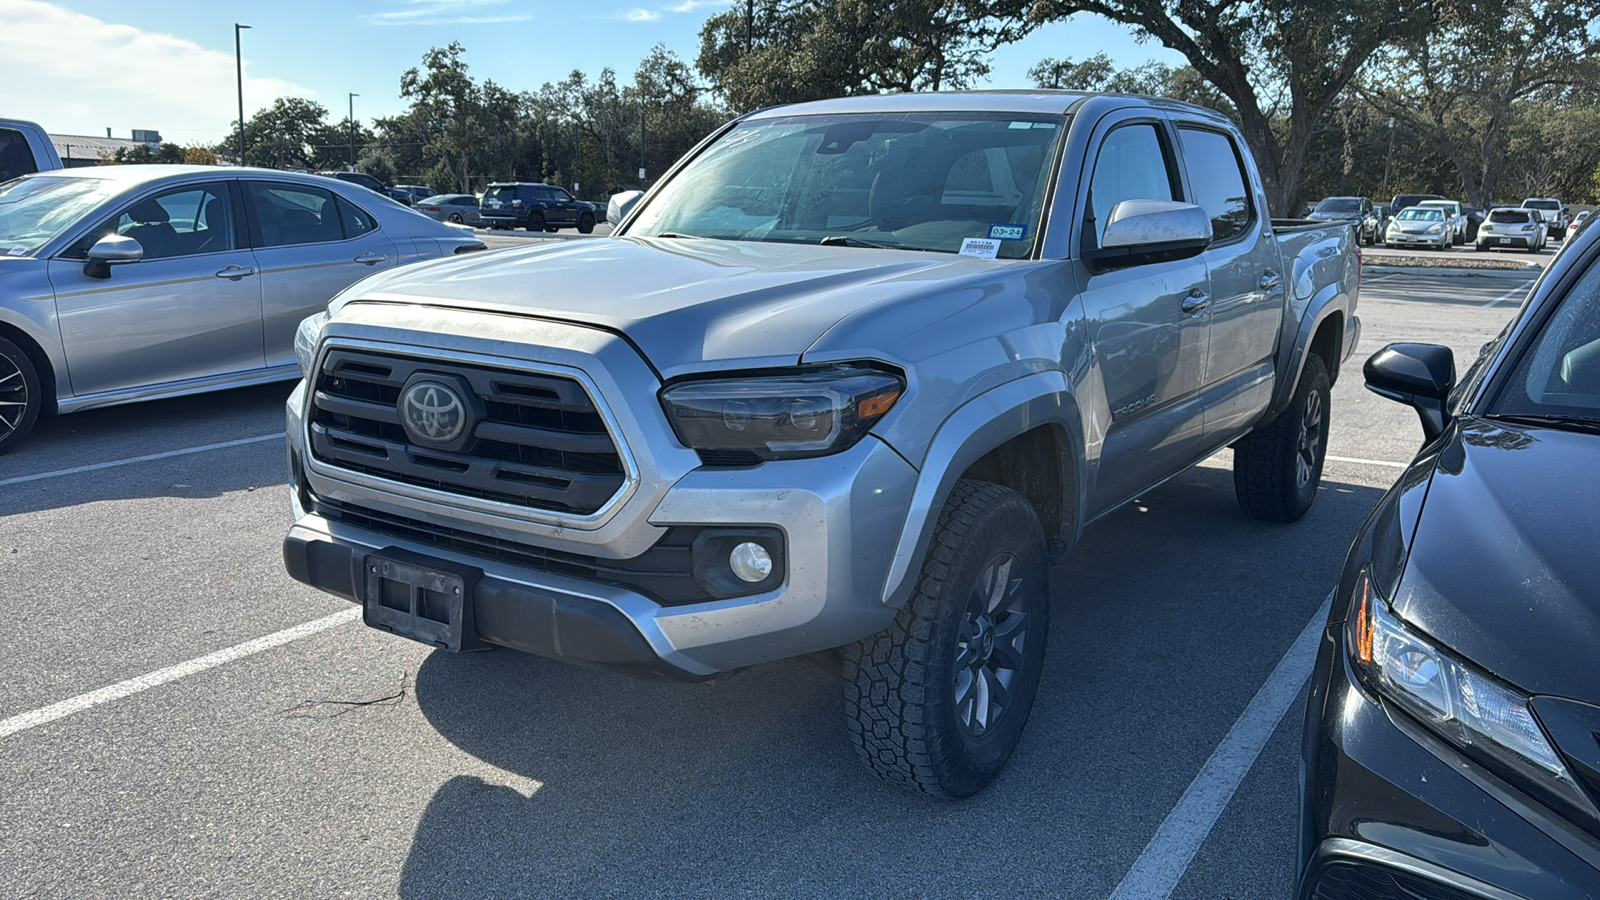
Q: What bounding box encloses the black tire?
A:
[843,480,1050,799]
[577,213,595,234]
[1233,353,1331,523]
[524,212,545,233]
[448,213,463,224]
[0,336,44,454]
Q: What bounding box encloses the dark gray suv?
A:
[480,182,598,233]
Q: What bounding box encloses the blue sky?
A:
[2,0,1186,146]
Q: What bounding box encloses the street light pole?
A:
[1382,116,1396,201]
[746,0,753,50]
[235,23,251,166]
[348,93,359,171]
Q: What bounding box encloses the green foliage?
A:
[107,142,189,165]
[1028,53,1232,114]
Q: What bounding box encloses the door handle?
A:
[1181,291,1211,315]
[1259,270,1283,291]
[354,252,387,265]
[214,265,256,279]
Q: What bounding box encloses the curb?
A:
[1363,264,1540,279]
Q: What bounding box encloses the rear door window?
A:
[0,129,39,182]
[246,182,346,247]
[1177,127,1254,242]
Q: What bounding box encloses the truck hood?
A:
[336,236,1009,377]
[1391,418,1600,702]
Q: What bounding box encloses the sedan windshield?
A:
[1315,199,1362,213]
[0,175,124,254]
[1492,255,1600,422]
[1396,208,1442,221]
[627,112,1068,258]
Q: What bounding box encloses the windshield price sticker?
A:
[989,224,1027,241]
[960,237,1001,259]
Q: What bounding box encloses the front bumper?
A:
[282,310,919,677]
[1386,232,1446,247]
[1298,626,1600,899]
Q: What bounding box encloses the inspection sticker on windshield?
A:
[5,247,24,256]
[988,224,1027,241]
[960,237,1001,259]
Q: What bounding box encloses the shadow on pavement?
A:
[400,464,1389,899]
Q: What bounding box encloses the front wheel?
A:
[577,213,595,234]
[844,480,1050,799]
[0,336,44,454]
[1233,353,1331,522]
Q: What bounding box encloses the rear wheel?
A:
[577,213,595,234]
[524,212,545,233]
[1233,353,1331,522]
[447,213,463,224]
[0,336,43,454]
[844,480,1050,799]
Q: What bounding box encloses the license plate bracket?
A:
[362,548,488,652]
[1500,238,1512,245]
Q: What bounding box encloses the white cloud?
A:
[668,0,732,12]
[623,7,660,20]
[366,0,533,26]
[0,0,314,143]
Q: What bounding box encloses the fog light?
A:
[729,542,772,583]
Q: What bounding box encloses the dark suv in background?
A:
[480,182,599,233]
[319,170,387,195]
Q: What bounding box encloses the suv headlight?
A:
[660,364,903,462]
[294,312,329,377]
[1347,567,1594,818]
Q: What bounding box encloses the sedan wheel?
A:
[448,213,463,224]
[0,336,44,454]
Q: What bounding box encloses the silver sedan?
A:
[415,193,484,227]
[0,165,487,452]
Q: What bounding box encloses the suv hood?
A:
[336,236,1008,378]
[1392,418,1600,702]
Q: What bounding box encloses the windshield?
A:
[1315,198,1362,213]
[1489,210,1530,224]
[1396,208,1442,221]
[627,112,1068,258]
[1492,255,1600,422]
[1524,200,1560,210]
[0,175,123,255]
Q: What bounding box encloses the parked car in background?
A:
[1301,218,1600,900]
[417,193,483,227]
[1385,206,1450,250]
[0,118,62,181]
[1477,207,1547,252]
[1307,196,1381,245]
[1462,205,1485,242]
[1523,198,1568,239]
[479,182,599,233]
[283,91,1362,799]
[1415,199,1466,245]
[1575,210,1592,231]
[0,164,486,452]
[1390,193,1445,216]
[393,185,435,205]
[318,170,389,197]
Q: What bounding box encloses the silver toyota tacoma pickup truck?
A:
[283,92,1360,798]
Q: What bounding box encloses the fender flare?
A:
[880,371,1084,608]
[1268,283,1350,418]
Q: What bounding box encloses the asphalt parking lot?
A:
[0,261,1537,898]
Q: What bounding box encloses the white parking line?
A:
[1483,280,1535,308]
[0,608,361,739]
[1326,454,1408,469]
[1107,592,1333,900]
[0,433,284,487]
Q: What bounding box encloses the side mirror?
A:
[84,234,143,279]
[1364,342,1456,442]
[1086,200,1213,270]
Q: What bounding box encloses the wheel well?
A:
[0,322,57,415]
[1309,312,1343,385]
[958,425,1074,545]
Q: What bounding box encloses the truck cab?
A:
[0,119,64,181]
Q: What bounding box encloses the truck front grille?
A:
[308,349,627,515]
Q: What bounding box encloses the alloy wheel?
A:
[953,552,1030,738]
[0,351,29,441]
[1297,388,1324,489]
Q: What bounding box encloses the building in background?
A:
[48,129,161,167]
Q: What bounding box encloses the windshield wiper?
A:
[1486,413,1600,435]
[652,231,702,239]
[819,235,898,249]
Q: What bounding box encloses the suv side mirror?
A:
[1086,200,1213,271]
[1365,342,1456,442]
[84,234,143,279]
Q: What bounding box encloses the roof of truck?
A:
[742,90,1229,122]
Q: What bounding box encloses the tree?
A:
[183,146,218,166]
[1015,0,1431,214]
[1029,52,1232,114]
[105,142,188,165]
[698,0,1023,111]
[216,97,332,169]
[1356,1,1600,206]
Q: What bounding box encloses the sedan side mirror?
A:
[1365,342,1456,442]
[1086,200,1213,271]
[84,234,143,279]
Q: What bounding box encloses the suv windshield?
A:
[1492,256,1600,423]
[627,112,1068,258]
[0,174,123,255]
[1315,198,1362,213]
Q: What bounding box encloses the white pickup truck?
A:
[284,91,1362,797]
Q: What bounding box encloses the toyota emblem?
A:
[400,381,467,443]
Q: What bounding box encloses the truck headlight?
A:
[1346,567,1594,819]
[660,364,903,462]
[294,312,329,377]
